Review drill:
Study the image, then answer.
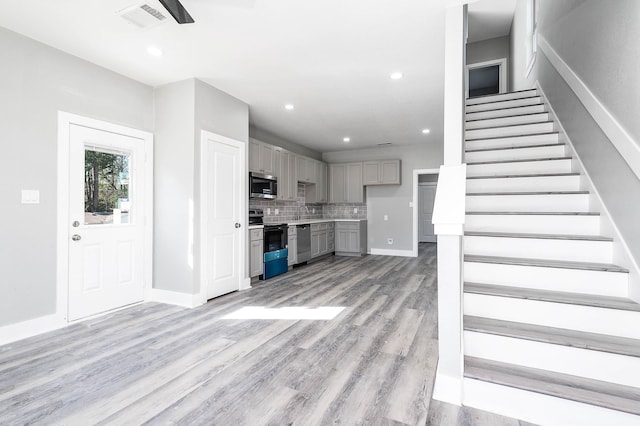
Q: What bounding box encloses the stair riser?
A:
[463,262,627,297]
[466,90,538,106]
[466,104,546,121]
[464,236,613,264]
[466,133,559,150]
[466,194,590,212]
[466,96,543,113]
[467,175,581,193]
[466,113,550,130]
[465,214,600,236]
[465,331,640,387]
[467,159,572,177]
[465,144,566,163]
[466,122,555,140]
[464,379,640,426]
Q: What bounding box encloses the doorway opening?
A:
[412,168,439,257]
[466,58,507,99]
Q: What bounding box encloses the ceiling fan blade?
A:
[158,0,195,24]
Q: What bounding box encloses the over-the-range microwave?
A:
[249,172,278,199]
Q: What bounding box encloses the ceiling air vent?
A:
[118,3,168,29]
[377,143,393,146]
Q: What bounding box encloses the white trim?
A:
[538,35,640,182]
[0,314,67,346]
[433,363,463,405]
[466,58,508,98]
[412,168,440,257]
[369,248,415,257]
[199,130,248,305]
[150,288,202,309]
[56,112,154,326]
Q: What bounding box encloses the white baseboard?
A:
[0,313,67,346]
[432,364,463,406]
[369,248,415,257]
[240,278,252,291]
[538,36,640,182]
[149,288,203,308]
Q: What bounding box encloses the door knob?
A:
[72,221,80,228]
[235,223,241,228]
[72,234,82,241]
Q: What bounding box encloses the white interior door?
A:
[68,124,147,320]
[419,183,437,243]
[201,131,245,300]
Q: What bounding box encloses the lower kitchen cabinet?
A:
[310,221,334,259]
[335,220,367,257]
[249,228,264,278]
[287,225,297,267]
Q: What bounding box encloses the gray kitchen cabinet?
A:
[278,149,290,201]
[305,161,328,204]
[296,156,317,184]
[329,163,364,203]
[363,160,401,185]
[287,225,297,266]
[310,221,334,259]
[335,221,367,257]
[249,228,264,277]
[249,140,275,175]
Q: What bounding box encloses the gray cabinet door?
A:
[249,140,261,173]
[329,164,346,203]
[346,163,363,202]
[310,232,320,258]
[261,144,274,175]
[278,150,290,200]
[250,239,263,277]
[363,161,380,185]
[287,234,297,266]
[380,160,400,184]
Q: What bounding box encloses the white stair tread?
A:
[467,156,572,166]
[464,231,612,241]
[466,111,549,124]
[465,142,564,153]
[464,131,559,142]
[467,172,580,179]
[465,103,545,117]
[464,284,640,313]
[467,191,589,196]
[466,93,540,106]
[465,356,640,416]
[464,255,629,273]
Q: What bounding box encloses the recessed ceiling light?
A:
[390,72,403,80]
[343,137,351,143]
[147,46,163,57]
[285,104,294,110]
[422,128,431,134]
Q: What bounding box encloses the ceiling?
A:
[0,1,512,154]
[467,0,517,43]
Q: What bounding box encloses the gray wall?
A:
[323,143,443,252]
[510,0,640,265]
[154,79,249,295]
[250,127,322,160]
[466,36,510,67]
[0,26,154,327]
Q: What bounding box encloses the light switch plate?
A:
[21,190,40,204]
[383,214,388,221]
[275,208,279,215]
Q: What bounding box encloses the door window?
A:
[84,148,131,225]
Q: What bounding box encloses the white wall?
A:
[466,36,510,66]
[323,143,443,253]
[0,26,154,327]
[509,0,538,90]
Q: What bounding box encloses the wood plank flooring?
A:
[0,244,533,425]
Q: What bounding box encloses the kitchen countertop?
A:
[248,224,264,229]
[282,218,367,226]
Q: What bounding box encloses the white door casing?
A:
[412,168,440,257]
[466,58,508,98]
[57,112,153,322]
[200,131,246,301]
[419,184,437,243]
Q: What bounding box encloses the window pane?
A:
[84,149,131,225]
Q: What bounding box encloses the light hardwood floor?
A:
[0,244,534,425]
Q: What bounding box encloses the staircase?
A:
[461,89,640,425]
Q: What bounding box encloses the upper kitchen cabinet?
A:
[277,149,298,201]
[329,163,364,203]
[249,140,275,175]
[363,160,401,185]
[296,155,316,184]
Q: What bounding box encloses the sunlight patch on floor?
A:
[222,306,346,320]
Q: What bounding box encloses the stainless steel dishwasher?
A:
[296,224,311,263]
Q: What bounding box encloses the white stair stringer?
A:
[460,89,639,423]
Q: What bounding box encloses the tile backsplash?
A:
[249,183,367,223]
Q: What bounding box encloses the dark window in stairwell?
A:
[469,65,500,97]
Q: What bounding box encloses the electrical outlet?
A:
[353,208,358,214]
[275,208,279,215]
[267,208,271,215]
[312,208,316,214]
[387,238,393,245]
[383,215,388,221]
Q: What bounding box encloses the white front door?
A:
[67,124,147,320]
[419,184,437,243]
[201,131,245,300]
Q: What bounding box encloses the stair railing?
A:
[431,2,467,405]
